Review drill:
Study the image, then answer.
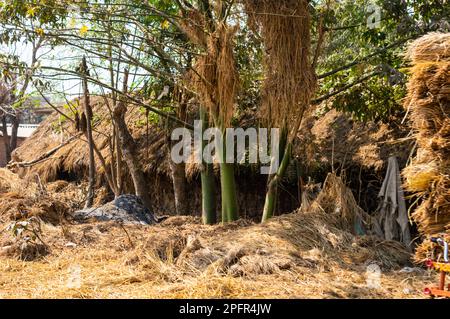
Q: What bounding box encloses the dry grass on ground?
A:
[0,215,437,299]
[0,169,438,299]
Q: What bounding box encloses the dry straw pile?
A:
[402,33,450,259]
[1,174,423,298]
[0,168,87,224]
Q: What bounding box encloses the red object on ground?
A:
[424,267,450,298]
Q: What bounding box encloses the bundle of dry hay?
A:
[297,107,414,173]
[0,212,423,298]
[0,169,85,260]
[180,6,239,129]
[402,33,450,261]
[300,173,370,234]
[244,0,316,137]
[0,167,27,194]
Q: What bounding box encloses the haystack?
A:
[176,173,410,274]
[401,33,450,261]
[0,167,26,194]
[297,107,413,172]
[0,168,86,225]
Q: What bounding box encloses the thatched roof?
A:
[11,96,267,185]
[11,96,169,183]
[296,108,413,173]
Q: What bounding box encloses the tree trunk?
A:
[166,131,188,215]
[166,89,189,216]
[81,57,96,209]
[9,111,20,152]
[115,127,124,194]
[262,180,277,222]
[0,111,20,164]
[261,142,292,222]
[217,130,239,223]
[201,162,217,224]
[0,113,11,163]
[168,152,188,215]
[112,69,151,209]
[114,109,151,208]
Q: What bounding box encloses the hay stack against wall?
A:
[402,33,450,258]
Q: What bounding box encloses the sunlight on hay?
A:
[402,163,440,193]
[406,32,450,63]
[403,32,450,261]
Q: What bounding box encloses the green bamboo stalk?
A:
[200,107,217,224]
[261,142,292,223]
[218,131,239,222]
[201,163,217,224]
[220,161,239,222]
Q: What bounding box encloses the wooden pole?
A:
[80,57,96,208]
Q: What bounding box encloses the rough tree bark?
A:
[0,113,11,163]
[167,145,188,215]
[112,69,151,209]
[166,90,189,216]
[9,112,20,152]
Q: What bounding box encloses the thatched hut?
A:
[9,92,413,218]
[10,97,299,217]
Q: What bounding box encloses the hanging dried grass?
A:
[244,0,316,137]
[187,22,239,128]
[216,24,239,128]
